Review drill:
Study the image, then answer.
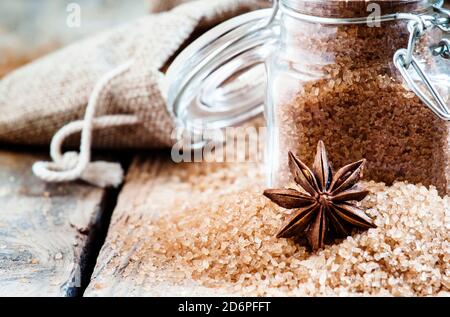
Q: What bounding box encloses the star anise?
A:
[264,141,376,251]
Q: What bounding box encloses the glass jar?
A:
[166,0,450,195]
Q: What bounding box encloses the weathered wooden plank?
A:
[0,149,107,297]
[84,153,261,296]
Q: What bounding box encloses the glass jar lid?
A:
[165,8,279,148]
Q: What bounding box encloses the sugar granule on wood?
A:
[142,180,449,296]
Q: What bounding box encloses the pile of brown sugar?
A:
[137,164,449,296]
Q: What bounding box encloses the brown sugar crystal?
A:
[269,1,450,195]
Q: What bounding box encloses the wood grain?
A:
[0,150,107,296]
[84,154,262,296]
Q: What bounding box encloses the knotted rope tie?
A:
[33,60,139,188]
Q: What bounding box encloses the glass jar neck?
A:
[281,0,434,18]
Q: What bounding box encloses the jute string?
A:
[32,61,138,188]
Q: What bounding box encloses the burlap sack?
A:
[148,0,194,13]
[0,0,268,187]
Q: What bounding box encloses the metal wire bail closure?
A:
[393,3,450,120]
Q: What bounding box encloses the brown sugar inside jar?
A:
[266,0,450,195]
[166,0,450,195]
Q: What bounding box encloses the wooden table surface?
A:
[0,147,261,296]
[0,148,130,296]
[0,149,112,296]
